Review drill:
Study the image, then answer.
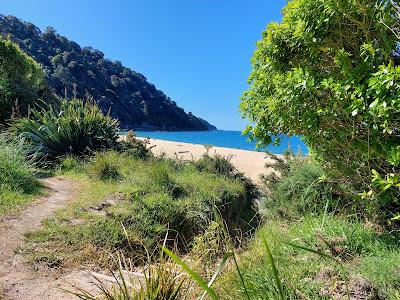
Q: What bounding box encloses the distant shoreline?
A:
[120,130,308,154]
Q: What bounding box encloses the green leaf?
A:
[261,235,284,300]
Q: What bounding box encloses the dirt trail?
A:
[0,177,96,300]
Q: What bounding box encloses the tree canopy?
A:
[241,0,400,213]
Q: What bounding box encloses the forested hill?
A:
[0,15,216,131]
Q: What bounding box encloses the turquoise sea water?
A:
[125,130,308,155]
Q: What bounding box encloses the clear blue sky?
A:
[0,0,286,130]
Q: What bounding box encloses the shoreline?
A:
[139,138,277,183]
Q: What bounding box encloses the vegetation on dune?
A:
[240,0,400,221]
[118,130,153,161]
[25,151,257,268]
[261,153,357,218]
[0,38,55,124]
[16,98,119,161]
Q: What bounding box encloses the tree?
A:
[241,0,399,215]
[0,38,54,124]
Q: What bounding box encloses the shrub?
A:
[150,163,185,198]
[58,155,81,172]
[86,152,121,181]
[261,154,356,218]
[119,131,152,160]
[16,98,119,160]
[240,0,400,218]
[0,134,37,193]
[0,134,41,216]
[194,154,236,178]
[0,38,56,124]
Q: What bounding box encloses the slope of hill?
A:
[0,15,215,131]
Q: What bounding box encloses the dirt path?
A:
[0,177,96,300]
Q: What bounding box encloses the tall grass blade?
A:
[200,251,233,300]
[284,241,339,261]
[232,253,251,300]
[261,235,284,300]
[161,246,219,300]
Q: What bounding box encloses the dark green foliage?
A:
[16,99,119,160]
[240,0,400,218]
[0,38,55,124]
[0,15,213,131]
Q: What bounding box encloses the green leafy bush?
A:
[0,38,55,124]
[16,99,119,160]
[193,154,259,203]
[240,0,400,218]
[261,155,356,218]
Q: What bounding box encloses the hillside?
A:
[0,15,215,131]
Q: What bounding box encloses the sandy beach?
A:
[140,138,276,183]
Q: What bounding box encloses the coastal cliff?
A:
[0,15,215,131]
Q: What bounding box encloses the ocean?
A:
[124,130,308,155]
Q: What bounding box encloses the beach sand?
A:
[141,138,276,183]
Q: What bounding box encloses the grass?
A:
[17,150,399,299]
[261,154,357,219]
[217,215,400,299]
[0,134,42,217]
[24,151,257,269]
[70,250,191,300]
[215,156,400,299]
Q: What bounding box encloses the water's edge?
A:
[120,130,308,155]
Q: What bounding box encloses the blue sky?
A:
[0,0,286,130]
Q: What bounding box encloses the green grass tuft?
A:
[0,134,42,216]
